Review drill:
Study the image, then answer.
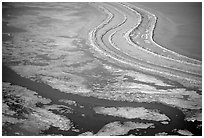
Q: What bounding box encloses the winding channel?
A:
[2,2,202,136]
[1,64,189,135]
[89,3,201,88]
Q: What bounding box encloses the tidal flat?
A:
[133,2,202,60]
[2,82,72,135]
[2,2,202,136]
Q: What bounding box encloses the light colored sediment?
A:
[58,99,77,106]
[3,3,202,135]
[44,104,73,114]
[155,132,168,136]
[96,64,202,115]
[94,107,170,121]
[103,64,172,87]
[88,2,201,89]
[8,56,202,122]
[79,131,94,136]
[177,129,193,136]
[79,121,154,136]
[2,82,72,135]
[185,113,202,122]
[121,2,201,65]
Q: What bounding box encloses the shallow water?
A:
[132,2,202,60]
[2,65,201,135]
[2,2,202,136]
[2,21,26,33]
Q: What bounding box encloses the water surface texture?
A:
[2,2,202,136]
[133,2,202,60]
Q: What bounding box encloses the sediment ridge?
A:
[88,2,201,89]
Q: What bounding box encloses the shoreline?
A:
[2,63,202,135]
[121,3,201,65]
[131,2,201,61]
[89,3,201,89]
[1,64,195,134]
[2,2,202,136]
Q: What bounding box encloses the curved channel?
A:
[2,65,189,135]
[88,2,201,89]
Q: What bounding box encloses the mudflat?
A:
[2,2,202,136]
[132,2,202,60]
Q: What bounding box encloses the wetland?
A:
[2,2,202,136]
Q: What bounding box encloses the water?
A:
[3,65,201,135]
[2,21,26,33]
[2,2,201,135]
[131,2,202,60]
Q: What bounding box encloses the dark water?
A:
[132,2,202,60]
[2,21,26,33]
[2,65,201,135]
[2,2,201,135]
[2,21,26,41]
